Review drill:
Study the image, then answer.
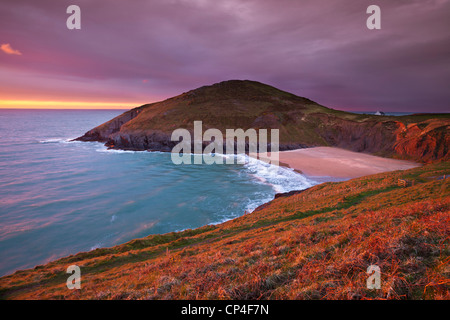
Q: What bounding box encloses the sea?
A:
[0,109,317,277]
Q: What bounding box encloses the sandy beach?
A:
[255,147,420,179]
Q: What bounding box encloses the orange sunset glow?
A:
[0,100,140,109]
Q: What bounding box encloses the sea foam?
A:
[229,154,316,193]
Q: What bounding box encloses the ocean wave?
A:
[38,138,73,144]
[90,243,103,251]
[96,148,138,154]
[190,153,317,212]
[238,154,317,194]
[243,193,274,213]
[94,146,165,154]
[90,233,115,251]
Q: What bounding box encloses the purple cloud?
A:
[0,0,449,112]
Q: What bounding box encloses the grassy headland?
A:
[76,80,450,163]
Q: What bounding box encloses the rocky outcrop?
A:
[311,114,449,162]
[105,130,176,152]
[393,121,449,162]
[310,113,401,155]
[77,106,145,142]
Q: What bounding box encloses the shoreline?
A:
[99,143,421,180]
[0,145,421,278]
[254,146,421,179]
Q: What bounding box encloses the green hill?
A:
[76,80,450,162]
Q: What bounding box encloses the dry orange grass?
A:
[0,162,448,300]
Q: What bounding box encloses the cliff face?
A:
[312,115,450,162]
[393,121,449,162]
[76,80,450,163]
[78,106,145,143]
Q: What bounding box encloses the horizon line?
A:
[0,100,145,109]
[0,100,447,114]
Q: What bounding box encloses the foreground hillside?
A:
[76,80,450,162]
[1,161,448,299]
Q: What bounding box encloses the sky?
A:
[1,0,449,112]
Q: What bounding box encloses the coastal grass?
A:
[0,161,448,300]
